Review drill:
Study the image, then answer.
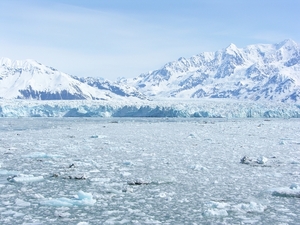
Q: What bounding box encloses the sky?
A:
[0,0,299,80]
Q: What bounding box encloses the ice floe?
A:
[7,174,44,183]
[240,155,273,166]
[271,184,300,198]
[40,190,96,207]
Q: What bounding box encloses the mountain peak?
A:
[276,39,298,49]
[224,43,239,54]
[227,43,237,48]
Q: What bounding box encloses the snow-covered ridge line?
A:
[1,99,299,118]
[127,39,300,102]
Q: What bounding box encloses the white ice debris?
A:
[203,201,267,217]
[233,201,267,213]
[190,164,208,171]
[7,174,44,183]
[90,135,107,139]
[241,156,270,166]
[0,117,299,224]
[40,190,96,207]
[203,201,229,217]
[90,135,99,138]
[15,198,31,207]
[271,184,300,198]
[257,156,268,164]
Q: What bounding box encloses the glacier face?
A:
[0,99,299,118]
[127,39,300,103]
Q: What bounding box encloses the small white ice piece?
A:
[15,198,31,207]
[256,156,268,164]
[233,201,266,213]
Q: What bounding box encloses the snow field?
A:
[0,118,299,224]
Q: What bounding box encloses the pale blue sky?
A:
[0,0,299,80]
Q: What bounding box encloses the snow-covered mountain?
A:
[127,39,300,103]
[2,39,300,102]
[74,76,146,100]
[0,57,145,100]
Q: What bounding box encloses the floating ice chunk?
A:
[77,222,89,225]
[271,184,300,198]
[120,171,132,177]
[24,152,64,158]
[55,210,71,218]
[188,133,198,139]
[190,164,208,171]
[90,135,98,138]
[123,161,133,166]
[7,174,44,183]
[159,192,167,198]
[241,156,270,166]
[15,198,31,207]
[51,172,87,180]
[240,156,252,164]
[34,193,45,199]
[127,178,150,185]
[257,156,268,164]
[233,201,267,213]
[203,208,228,217]
[41,190,96,207]
[202,201,229,217]
[122,186,134,193]
[13,212,24,217]
[77,190,93,201]
[90,135,107,139]
[290,183,298,189]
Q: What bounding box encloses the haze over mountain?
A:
[1,39,300,102]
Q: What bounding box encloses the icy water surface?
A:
[0,118,299,224]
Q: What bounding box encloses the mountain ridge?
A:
[1,39,300,102]
[125,39,300,102]
[0,57,145,100]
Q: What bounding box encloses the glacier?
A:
[0,99,300,118]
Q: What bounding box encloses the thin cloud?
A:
[1,0,299,80]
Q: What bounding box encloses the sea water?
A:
[0,118,299,224]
